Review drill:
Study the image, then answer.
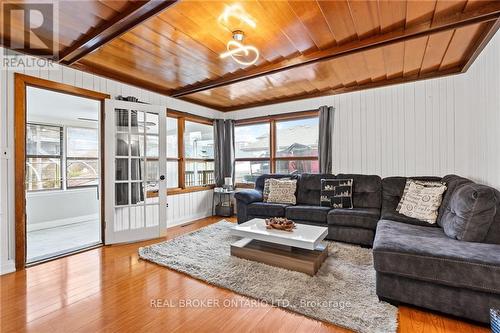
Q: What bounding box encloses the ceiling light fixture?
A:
[218,4,256,29]
[220,39,260,66]
[232,30,245,41]
[218,5,259,67]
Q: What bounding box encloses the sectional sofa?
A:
[234,173,500,323]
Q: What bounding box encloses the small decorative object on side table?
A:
[223,177,233,191]
[492,308,500,333]
[265,217,296,232]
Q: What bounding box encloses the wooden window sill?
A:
[147,186,215,198]
[167,185,215,195]
[235,183,255,189]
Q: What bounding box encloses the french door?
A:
[104,99,167,244]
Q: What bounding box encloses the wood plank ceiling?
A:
[2,0,500,111]
[0,0,138,55]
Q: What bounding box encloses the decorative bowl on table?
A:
[265,217,296,232]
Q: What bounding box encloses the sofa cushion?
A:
[327,208,380,230]
[266,178,297,204]
[441,183,497,242]
[337,174,382,208]
[247,202,288,217]
[286,205,330,223]
[437,174,474,226]
[297,173,335,206]
[397,180,447,224]
[234,189,263,204]
[255,174,299,193]
[320,178,353,208]
[381,176,442,227]
[327,225,375,246]
[485,193,500,245]
[373,220,500,294]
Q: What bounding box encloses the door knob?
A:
[160,175,165,181]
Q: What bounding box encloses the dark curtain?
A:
[318,105,335,174]
[214,119,235,187]
[224,120,235,183]
[116,109,144,205]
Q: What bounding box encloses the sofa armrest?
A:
[235,189,263,204]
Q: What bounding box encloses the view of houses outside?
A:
[183,121,215,186]
[235,117,319,183]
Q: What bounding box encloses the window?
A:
[166,117,179,188]
[184,121,214,159]
[235,123,270,184]
[26,124,63,191]
[275,117,319,174]
[166,111,215,193]
[184,121,214,187]
[234,112,319,186]
[66,127,99,188]
[26,123,99,191]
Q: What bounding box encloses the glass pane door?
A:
[105,100,166,244]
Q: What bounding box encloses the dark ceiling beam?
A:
[58,0,178,65]
[171,3,500,98]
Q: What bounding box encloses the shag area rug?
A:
[139,221,397,333]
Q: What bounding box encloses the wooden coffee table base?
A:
[230,238,328,276]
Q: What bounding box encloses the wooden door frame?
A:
[14,73,110,269]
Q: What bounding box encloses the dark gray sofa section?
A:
[235,172,500,323]
[381,176,442,227]
[235,173,381,245]
[327,174,381,246]
[286,205,330,223]
[374,220,500,294]
[374,219,500,323]
[374,175,500,323]
[235,174,296,221]
[247,202,288,218]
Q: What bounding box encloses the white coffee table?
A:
[230,218,329,276]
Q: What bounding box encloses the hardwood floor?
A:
[0,216,489,333]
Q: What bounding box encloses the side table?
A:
[213,189,235,217]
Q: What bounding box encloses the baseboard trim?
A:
[167,211,213,228]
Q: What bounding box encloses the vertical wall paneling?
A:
[226,33,500,190]
[0,48,222,274]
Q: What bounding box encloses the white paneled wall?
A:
[226,33,500,190]
[0,49,223,274]
[167,190,214,228]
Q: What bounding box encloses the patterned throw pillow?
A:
[320,179,353,209]
[266,179,297,205]
[397,179,446,211]
[397,180,447,224]
[263,179,271,202]
[263,178,289,202]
